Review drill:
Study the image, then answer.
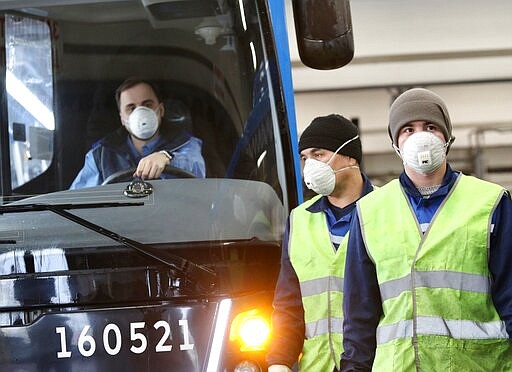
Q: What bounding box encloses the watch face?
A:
[124,180,154,198]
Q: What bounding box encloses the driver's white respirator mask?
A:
[395,131,449,175]
[303,135,360,196]
[127,106,159,140]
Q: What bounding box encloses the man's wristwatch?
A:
[159,150,173,163]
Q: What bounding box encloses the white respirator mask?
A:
[127,106,160,140]
[303,135,360,196]
[396,131,449,174]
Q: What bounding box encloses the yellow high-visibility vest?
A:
[357,174,511,371]
[289,195,347,371]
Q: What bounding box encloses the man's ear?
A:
[119,113,128,128]
[346,156,357,167]
[158,102,165,118]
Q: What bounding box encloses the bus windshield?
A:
[0,0,291,282]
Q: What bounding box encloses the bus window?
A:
[4,14,55,190]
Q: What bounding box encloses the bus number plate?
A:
[55,320,194,358]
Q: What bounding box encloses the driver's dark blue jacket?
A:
[70,126,205,189]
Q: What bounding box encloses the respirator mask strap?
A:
[327,135,360,165]
[444,136,454,152]
[333,165,360,173]
[392,143,402,159]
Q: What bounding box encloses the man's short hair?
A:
[115,77,163,109]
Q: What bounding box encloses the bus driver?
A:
[70,77,205,189]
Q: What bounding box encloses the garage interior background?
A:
[286,0,512,189]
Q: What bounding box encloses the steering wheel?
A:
[101,165,197,185]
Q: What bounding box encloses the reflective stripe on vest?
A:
[357,174,511,371]
[289,195,346,371]
[379,270,490,302]
[377,317,508,344]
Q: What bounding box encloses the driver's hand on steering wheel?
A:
[133,151,171,180]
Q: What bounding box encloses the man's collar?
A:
[306,172,374,214]
[125,133,162,157]
[400,164,459,198]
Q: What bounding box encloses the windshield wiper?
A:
[0,202,216,293]
[0,201,142,213]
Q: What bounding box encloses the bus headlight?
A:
[229,309,270,352]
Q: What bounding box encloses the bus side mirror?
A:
[292,0,354,70]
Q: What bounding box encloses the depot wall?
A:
[293,82,512,187]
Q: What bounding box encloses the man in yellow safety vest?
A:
[340,88,512,371]
[267,114,374,372]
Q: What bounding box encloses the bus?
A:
[0,0,353,370]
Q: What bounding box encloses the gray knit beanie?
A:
[298,114,362,164]
[388,88,453,146]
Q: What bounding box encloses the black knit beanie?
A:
[298,114,362,164]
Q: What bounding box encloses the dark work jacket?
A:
[341,165,512,371]
[266,174,374,370]
[92,126,192,182]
